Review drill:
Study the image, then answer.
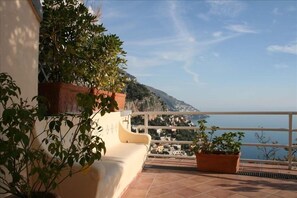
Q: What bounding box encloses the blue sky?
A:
[90,0,297,111]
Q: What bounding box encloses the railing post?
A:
[288,113,293,170]
[144,113,149,134]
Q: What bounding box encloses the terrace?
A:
[2,1,297,198]
[122,111,297,198]
[122,158,297,198]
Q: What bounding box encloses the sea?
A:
[193,114,297,160]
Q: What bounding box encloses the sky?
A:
[89,0,297,111]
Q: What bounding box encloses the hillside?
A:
[125,77,207,120]
[145,86,200,112]
[125,79,166,112]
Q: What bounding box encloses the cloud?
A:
[183,63,201,84]
[127,55,167,69]
[129,73,153,78]
[87,6,95,15]
[169,2,192,39]
[274,64,289,69]
[212,31,223,38]
[126,1,245,84]
[197,13,210,21]
[272,7,282,15]
[100,3,127,20]
[272,6,297,15]
[84,0,101,16]
[206,0,246,17]
[122,1,252,85]
[287,6,297,12]
[126,36,190,47]
[267,42,297,55]
[213,52,220,57]
[103,10,125,19]
[225,24,258,34]
[199,33,241,46]
[167,1,203,85]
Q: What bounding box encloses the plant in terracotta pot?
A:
[87,33,129,111]
[0,73,111,197]
[38,0,128,114]
[191,120,245,173]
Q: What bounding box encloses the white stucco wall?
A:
[0,2,40,196]
[0,0,41,100]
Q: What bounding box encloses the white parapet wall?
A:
[0,0,41,100]
[0,1,41,197]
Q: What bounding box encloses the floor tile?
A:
[122,159,297,198]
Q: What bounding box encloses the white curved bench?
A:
[35,112,151,198]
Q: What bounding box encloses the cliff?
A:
[125,77,207,120]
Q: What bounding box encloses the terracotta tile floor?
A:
[122,158,297,198]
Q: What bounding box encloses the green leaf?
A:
[66,120,74,128]
[67,157,74,167]
[48,143,56,154]
[49,121,55,132]
[21,134,30,146]
[54,123,61,132]
[79,157,85,166]
[2,108,15,124]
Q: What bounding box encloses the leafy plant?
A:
[87,34,128,93]
[0,73,112,197]
[191,120,245,155]
[39,0,97,84]
[39,0,128,93]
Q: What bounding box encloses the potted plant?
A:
[38,0,128,114]
[0,73,112,197]
[191,120,245,173]
[88,33,129,111]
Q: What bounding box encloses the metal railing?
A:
[130,111,297,170]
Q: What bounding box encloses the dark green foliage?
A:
[175,130,196,141]
[130,115,143,127]
[0,73,107,197]
[126,80,150,100]
[192,120,244,154]
[39,0,127,92]
[39,0,98,83]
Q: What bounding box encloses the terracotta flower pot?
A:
[91,88,126,111]
[38,82,89,115]
[38,83,127,115]
[195,152,240,174]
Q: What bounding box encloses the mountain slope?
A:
[125,78,166,112]
[145,86,199,112]
[125,77,207,120]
